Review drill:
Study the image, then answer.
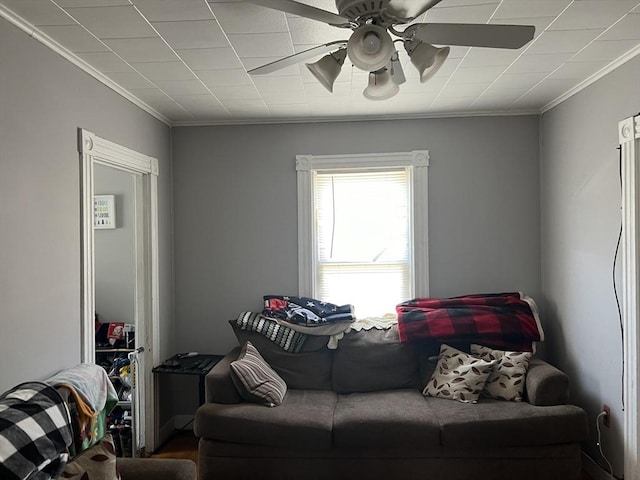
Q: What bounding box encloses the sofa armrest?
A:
[117,458,196,480]
[525,358,570,406]
[205,347,242,404]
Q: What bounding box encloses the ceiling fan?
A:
[243,0,535,100]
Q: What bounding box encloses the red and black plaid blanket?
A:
[396,292,544,352]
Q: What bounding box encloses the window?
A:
[297,151,429,318]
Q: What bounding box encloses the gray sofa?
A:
[194,324,588,480]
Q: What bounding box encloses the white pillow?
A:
[470,344,532,402]
[423,344,496,404]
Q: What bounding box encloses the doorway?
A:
[619,113,640,480]
[79,128,160,454]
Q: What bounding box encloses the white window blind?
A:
[313,168,412,318]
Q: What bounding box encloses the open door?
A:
[79,128,160,455]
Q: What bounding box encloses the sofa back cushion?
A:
[331,327,420,393]
[229,321,333,390]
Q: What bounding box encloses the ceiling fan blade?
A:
[244,0,351,26]
[383,0,444,22]
[248,41,348,75]
[407,23,535,49]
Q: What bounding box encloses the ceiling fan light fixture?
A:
[348,24,394,72]
[405,39,450,83]
[363,68,399,101]
[306,48,347,92]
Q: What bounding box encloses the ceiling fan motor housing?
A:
[335,0,390,20]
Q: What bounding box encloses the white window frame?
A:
[296,150,430,303]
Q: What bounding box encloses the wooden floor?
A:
[152,430,594,480]
[151,430,198,464]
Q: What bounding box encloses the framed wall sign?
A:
[94,195,116,229]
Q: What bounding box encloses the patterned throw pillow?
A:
[470,344,532,402]
[423,344,496,403]
[230,341,287,406]
[60,434,120,480]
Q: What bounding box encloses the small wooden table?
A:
[153,353,224,405]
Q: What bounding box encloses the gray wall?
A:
[540,55,640,476]
[94,164,136,326]
[172,116,541,357]
[0,17,174,393]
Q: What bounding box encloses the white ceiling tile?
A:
[154,79,211,95]
[262,91,307,104]
[430,96,475,111]
[172,94,224,110]
[0,0,75,26]
[209,2,288,34]
[268,104,311,116]
[547,61,608,80]
[490,72,548,90]
[103,37,178,62]
[475,87,530,104]
[230,32,294,57]
[106,71,156,89]
[599,13,640,41]
[76,51,135,72]
[253,75,305,93]
[446,46,471,59]
[176,47,243,71]
[571,38,640,62]
[197,69,254,87]
[506,52,574,74]
[426,3,499,23]
[152,20,228,49]
[38,25,109,52]
[287,16,344,45]
[209,85,262,100]
[133,0,214,22]
[493,0,572,20]
[65,5,156,39]
[56,0,130,6]
[399,77,448,93]
[221,100,269,115]
[303,81,349,97]
[127,88,174,103]
[131,61,197,81]
[440,82,491,97]
[526,29,604,54]
[514,78,579,105]
[548,0,639,31]
[460,49,522,68]
[449,66,507,84]
[146,100,190,118]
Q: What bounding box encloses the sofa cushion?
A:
[423,344,496,403]
[230,341,287,406]
[332,327,420,393]
[333,390,440,448]
[429,397,589,448]
[229,320,333,390]
[470,344,532,402]
[194,390,337,449]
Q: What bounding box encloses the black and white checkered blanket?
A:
[0,381,73,480]
[236,312,307,353]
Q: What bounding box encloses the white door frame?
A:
[79,128,160,454]
[619,114,640,480]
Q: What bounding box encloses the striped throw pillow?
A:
[230,341,287,407]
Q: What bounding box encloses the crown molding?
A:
[0,4,171,127]
[541,44,640,114]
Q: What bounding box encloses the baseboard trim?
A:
[582,451,613,480]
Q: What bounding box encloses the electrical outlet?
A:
[603,404,611,428]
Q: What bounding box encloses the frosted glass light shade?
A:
[348,25,394,72]
[306,49,347,93]
[363,69,399,101]
[406,40,450,83]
